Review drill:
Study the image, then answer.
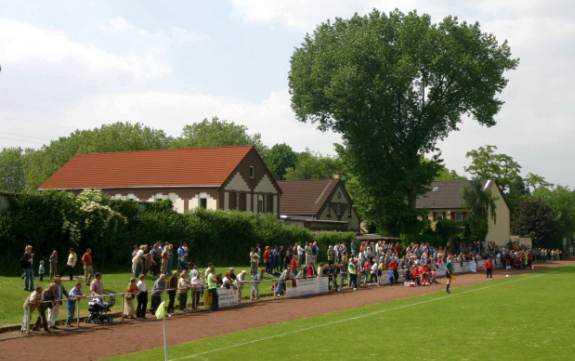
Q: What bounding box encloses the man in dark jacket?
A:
[33,283,57,333]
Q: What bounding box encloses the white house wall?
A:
[224,172,251,192]
[254,174,277,193]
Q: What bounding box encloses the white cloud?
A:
[0,18,170,80]
[101,16,209,45]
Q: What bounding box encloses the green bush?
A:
[0,191,357,275]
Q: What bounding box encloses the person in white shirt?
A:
[177,270,190,311]
[136,274,147,319]
[63,248,77,281]
[190,268,203,311]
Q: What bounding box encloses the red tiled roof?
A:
[39,145,254,190]
[278,179,339,216]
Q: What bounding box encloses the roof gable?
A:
[278,179,339,216]
[39,145,254,190]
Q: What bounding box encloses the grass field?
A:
[0,265,273,326]
[104,266,575,361]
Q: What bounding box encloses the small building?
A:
[415,179,510,246]
[278,178,360,232]
[39,145,281,215]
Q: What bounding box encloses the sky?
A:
[0,0,574,186]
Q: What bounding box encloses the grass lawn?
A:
[104,265,575,361]
[0,265,274,326]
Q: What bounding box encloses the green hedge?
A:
[0,191,355,275]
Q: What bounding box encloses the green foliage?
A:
[0,191,354,275]
[434,164,466,181]
[531,186,575,244]
[463,179,496,242]
[263,143,298,180]
[173,117,266,153]
[464,145,528,212]
[0,147,27,193]
[284,151,342,181]
[289,10,518,235]
[513,197,560,248]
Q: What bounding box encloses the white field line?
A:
[170,274,544,361]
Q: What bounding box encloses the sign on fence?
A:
[286,277,329,298]
[217,288,240,308]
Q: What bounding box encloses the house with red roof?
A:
[278,178,360,232]
[39,145,282,215]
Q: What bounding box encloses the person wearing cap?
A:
[206,265,219,311]
[190,268,203,311]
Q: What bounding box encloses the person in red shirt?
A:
[289,256,298,273]
[263,246,271,273]
[390,259,399,284]
[484,258,493,279]
[81,249,93,286]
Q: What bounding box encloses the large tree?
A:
[289,10,518,234]
[173,117,265,152]
[263,143,299,180]
[463,179,496,243]
[284,151,342,181]
[514,197,560,248]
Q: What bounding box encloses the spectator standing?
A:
[178,270,190,311]
[81,248,94,286]
[249,248,260,275]
[167,271,178,314]
[136,274,148,319]
[34,283,56,333]
[90,272,104,298]
[177,243,188,271]
[206,266,219,311]
[48,276,68,329]
[63,248,77,281]
[66,282,83,327]
[21,286,43,335]
[123,278,138,319]
[132,246,144,277]
[190,268,203,311]
[20,245,34,291]
[48,250,58,280]
[150,274,166,314]
[348,259,358,290]
[38,261,45,282]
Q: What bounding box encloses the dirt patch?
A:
[0,261,571,361]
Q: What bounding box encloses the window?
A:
[348,206,352,218]
[266,194,274,213]
[433,211,444,221]
[199,197,208,209]
[326,203,332,218]
[249,166,255,179]
[239,193,247,211]
[229,191,237,210]
[257,194,264,213]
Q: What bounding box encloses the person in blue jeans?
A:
[66,282,83,327]
[21,245,34,291]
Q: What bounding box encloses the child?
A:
[38,261,46,282]
[66,282,83,327]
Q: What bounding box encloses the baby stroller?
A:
[87,295,116,324]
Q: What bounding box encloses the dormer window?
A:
[249,166,255,179]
